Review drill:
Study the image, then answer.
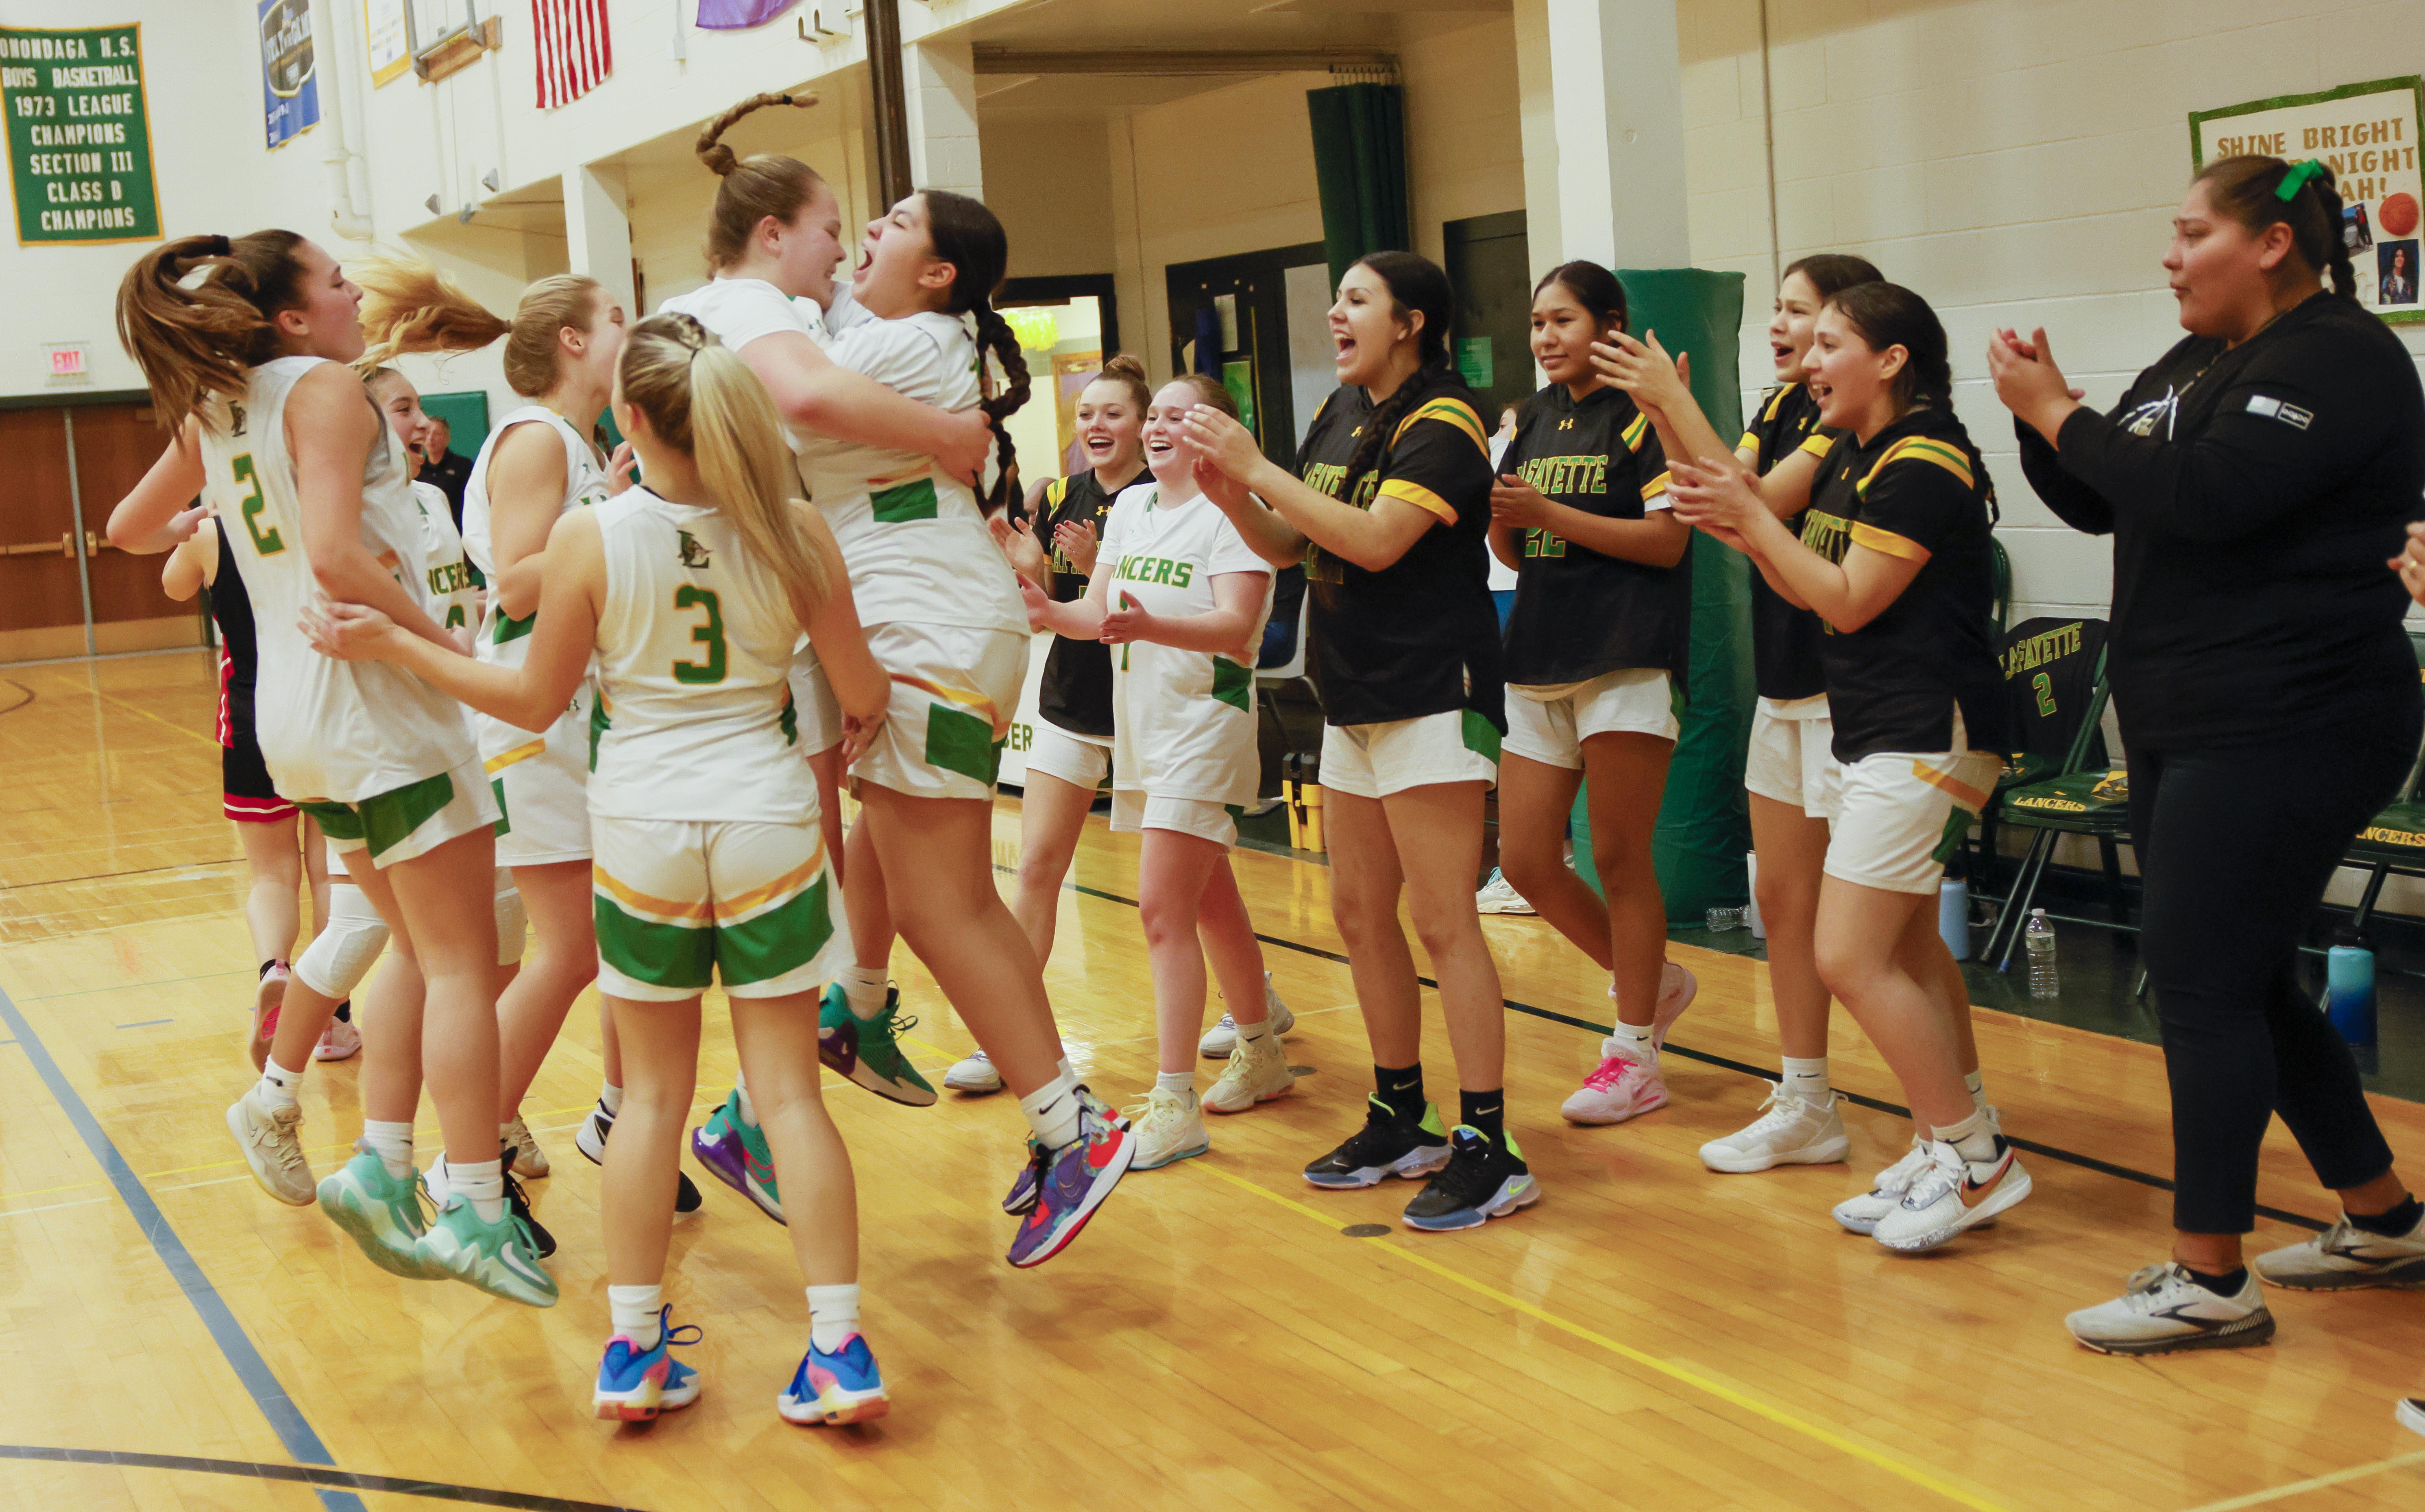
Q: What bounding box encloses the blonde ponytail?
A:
[619,313,830,619]
[355,259,604,398]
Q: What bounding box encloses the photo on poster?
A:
[2381,240,2419,306]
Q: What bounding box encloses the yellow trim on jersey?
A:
[593,865,713,924]
[892,671,1010,737]
[1796,431,1835,459]
[1859,436,1974,496]
[1377,477,1458,523]
[1762,384,1799,423]
[1738,431,1763,460]
[1850,521,1931,562]
[712,846,828,923]
[1393,396,1489,458]
[483,738,549,776]
[1620,413,1650,453]
[1044,476,1068,512]
[1641,471,1673,503]
[1912,758,1989,811]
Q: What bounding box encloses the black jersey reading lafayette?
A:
[1031,468,1121,739]
[1800,408,2005,764]
[1296,379,1504,732]
[1740,381,1840,701]
[1499,382,1689,686]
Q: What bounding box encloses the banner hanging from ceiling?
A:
[0,22,161,245]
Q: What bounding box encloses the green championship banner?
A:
[0,22,160,246]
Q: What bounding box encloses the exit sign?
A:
[43,342,89,383]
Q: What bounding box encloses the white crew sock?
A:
[807,1283,861,1353]
[1233,1015,1271,1047]
[1057,1056,1077,1083]
[598,1082,623,1116]
[362,1118,414,1181]
[256,1057,307,1113]
[1963,1068,1987,1111]
[1932,1107,1999,1164]
[841,964,888,1021]
[1020,1068,1084,1149]
[733,1068,757,1127]
[608,1284,664,1350]
[1606,1020,1656,1064]
[1781,1056,1831,1103]
[448,1156,507,1223]
[1155,1070,1196,1100]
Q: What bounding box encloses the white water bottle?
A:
[2024,909,2059,1000]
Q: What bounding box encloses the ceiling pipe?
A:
[309,0,375,241]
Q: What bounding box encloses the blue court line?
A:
[0,983,365,1512]
[114,1018,173,1029]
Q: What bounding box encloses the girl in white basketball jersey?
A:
[1022,376,1287,1169]
[352,268,626,1190]
[109,231,551,1308]
[310,312,893,1427]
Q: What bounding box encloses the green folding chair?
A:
[1980,647,2133,971]
[2338,630,2425,939]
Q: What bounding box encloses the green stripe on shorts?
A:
[357,771,456,859]
[492,609,537,645]
[926,702,1003,786]
[1460,708,1503,763]
[870,479,939,523]
[594,895,715,991]
[491,778,512,837]
[296,800,364,841]
[1210,657,1252,712]
[716,876,837,987]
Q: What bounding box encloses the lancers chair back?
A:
[2336,630,2425,942]
[1978,619,2133,971]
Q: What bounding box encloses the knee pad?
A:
[495,875,528,967]
[294,885,392,999]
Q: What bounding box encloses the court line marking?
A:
[1043,874,2335,1233]
[0,981,366,1512]
[2178,1448,2425,1511]
[45,669,224,749]
[0,1444,652,1512]
[1191,1163,2011,1512]
[20,967,252,1001]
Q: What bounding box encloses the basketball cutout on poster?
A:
[259,0,319,150]
[0,22,160,246]
[2191,75,2425,324]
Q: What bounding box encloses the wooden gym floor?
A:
[2,649,2423,1512]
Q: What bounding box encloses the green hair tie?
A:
[2275,158,2327,201]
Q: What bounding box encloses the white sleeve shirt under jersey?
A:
[195,356,475,802]
[797,305,1026,635]
[586,485,820,825]
[460,407,608,764]
[1101,482,1273,808]
[412,481,481,634]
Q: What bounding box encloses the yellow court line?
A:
[47,670,225,750]
[1192,1163,2013,1512]
[2179,1449,2425,1512]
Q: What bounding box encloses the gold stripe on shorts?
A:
[484,738,549,775]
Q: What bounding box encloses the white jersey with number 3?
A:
[195,356,474,802]
[587,486,819,825]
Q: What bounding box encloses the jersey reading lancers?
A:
[1501,381,1688,687]
[1294,378,1503,732]
[1798,408,2004,763]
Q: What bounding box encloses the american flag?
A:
[532,0,612,109]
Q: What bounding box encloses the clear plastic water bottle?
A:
[2024,909,2059,1000]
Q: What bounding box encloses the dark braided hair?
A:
[923,189,1031,513]
[1822,281,1952,415]
[1338,251,1460,498]
[1534,259,1627,334]
[2193,155,2360,298]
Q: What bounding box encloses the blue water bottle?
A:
[1938,877,1970,961]
[2326,942,2377,1048]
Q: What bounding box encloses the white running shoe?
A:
[1649,963,1696,1048]
[226,1087,315,1206]
[1203,1028,1293,1114]
[574,1100,613,1166]
[502,1115,549,1179]
[943,1047,1003,1094]
[1872,1137,2031,1253]
[1475,867,1534,915]
[1833,1107,2000,1233]
[425,1154,455,1206]
[1199,973,1296,1057]
[312,1017,360,1062]
[1124,1086,1210,1170]
[2252,1208,2425,1290]
[1560,1042,1667,1125]
[1699,1086,1848,1173]
[2065,1264,2274,1355]
[2399,1397,2425,1439]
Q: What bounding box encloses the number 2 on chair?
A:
[2031,670,2055,719]
[672,585,727,684]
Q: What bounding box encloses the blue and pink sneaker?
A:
[592,1307,703,1422]
[691,1092,785,1224]
[1002,1086,1127,1216]
[778,1333,891,1426]
[1005,1104,1133,1268]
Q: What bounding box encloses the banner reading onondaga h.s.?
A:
[0,22,159,246]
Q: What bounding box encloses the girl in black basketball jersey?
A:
[1184,251,1532,1233]
[1670,283,2016,1256]
[1595,253,1882,1173]
[161,513,332,1069]
[1485,261,1700,1130]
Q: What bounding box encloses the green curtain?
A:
[1305,84,1409,288]
[1569,268,1755,921]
